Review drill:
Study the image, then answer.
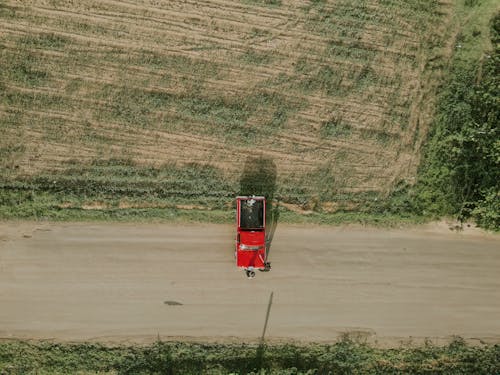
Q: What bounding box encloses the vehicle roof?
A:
[236,196,265,200]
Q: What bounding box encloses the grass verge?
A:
[0,337,498,374]
[0,187,428,227]
[0,157,429,227]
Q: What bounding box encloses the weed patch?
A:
[0,338,498,374]
[240,48,274,65]
[320,117,352,138]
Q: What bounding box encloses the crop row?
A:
[0,162,235,199]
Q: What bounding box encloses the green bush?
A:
[411,11,499,229]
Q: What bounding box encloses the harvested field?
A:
[0,0,456,211]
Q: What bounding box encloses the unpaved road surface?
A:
[0,222,499,345]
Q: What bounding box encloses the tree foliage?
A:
[414,11,500,229]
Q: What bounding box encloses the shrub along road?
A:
[0,222,498,345]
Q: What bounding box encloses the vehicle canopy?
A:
[237,196,265,231]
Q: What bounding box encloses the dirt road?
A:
[0,222,499,345]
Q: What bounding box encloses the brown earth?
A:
[0,221,499,346]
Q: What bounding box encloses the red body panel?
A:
[236,231,266,268]
[236,196,266,270]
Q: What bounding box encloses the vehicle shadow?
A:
[239,155,279,260]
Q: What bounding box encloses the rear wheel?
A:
[246,270,256,278]
[259,262,271,272]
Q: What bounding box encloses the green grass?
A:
[0,187,426,227]
[360,128,393,145]
[240,48,275,65]
[242,0,282,7]
[452,0,499,62]
[278,210,427,227]
[19,32,70,49]
[0,159,234,205]
[0,153,422,226]
[320,117,352,138]
[0,337,498,374]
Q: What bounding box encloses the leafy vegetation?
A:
[0,155,425,226]
[0,159,235,219]
[243,0,282,6]
[0,337,499,374]
[320,117,352,138]
[388,7,500,230]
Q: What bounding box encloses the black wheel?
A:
[246,270,256,278]
[259,262,271,272]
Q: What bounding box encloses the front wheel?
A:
[246,270,256,278]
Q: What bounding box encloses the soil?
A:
[0,221,499,346]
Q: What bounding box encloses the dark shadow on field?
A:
[239,156,279,260]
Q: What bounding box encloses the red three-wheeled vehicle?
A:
[235,196,271,278]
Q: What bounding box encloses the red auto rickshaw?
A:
[235,196,271,278]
